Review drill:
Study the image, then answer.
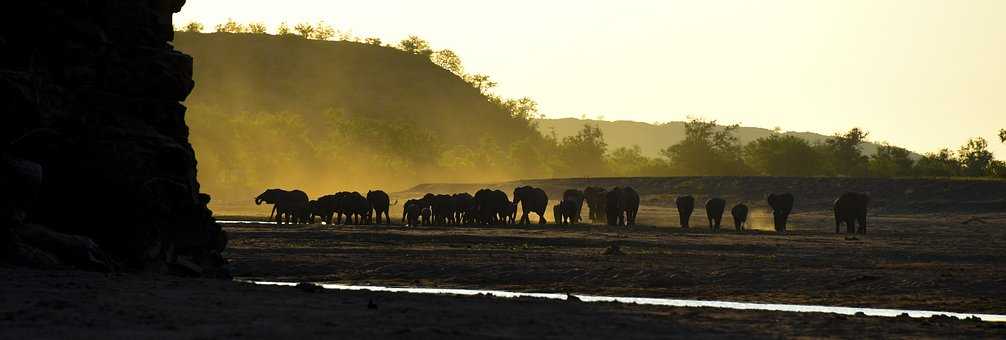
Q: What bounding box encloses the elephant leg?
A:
[538,212,547,224]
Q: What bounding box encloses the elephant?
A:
[453,193,475,225]
[501,199,517,225]
[305,200,319,224]
[473,189,497,225]
[420,206,432,226]
[834,192,869,234]
[767,193,795,232]
[431,194,456,225]
[308,194,341,225]
[554,200,579,225]
[255,189,309,224]
[731,203,749,231]
[605,187,626,226]
[367,190,393,225]
[553,203,566,225]
[705,198,726,231]
[676,195,695,228]
[342,192,370,225]
[402,199,422,227]
[583,187,608,223]
[622,187,640,226]
[513,186,548,225]
[562,189,585,224]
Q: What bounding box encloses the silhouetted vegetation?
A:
[183,21,204,33]
[172,21,1004,201]
[661,119,749,176]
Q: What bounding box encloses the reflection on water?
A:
[243,280,1005,323]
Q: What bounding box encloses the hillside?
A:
[175,32,531,145]
[173,32,545,200]
[538,118,917,159]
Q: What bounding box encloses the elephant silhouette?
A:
[583,187,608,223]
[705,198,726,231]
[767,193,795,232]
[402,199,422,227]
[623,187,640,226]
[834,192,869,234]
[676,195,695,228]
[255,189,309,224]
[367,190,393,225]
[731,203,749,231]
[513,186,548,225]
[562,189,585,224]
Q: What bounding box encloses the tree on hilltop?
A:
[183,21,204,33]
[247,22,268,34]
[215,18,244,33]
[399,35,433,56]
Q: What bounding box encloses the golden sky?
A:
[176,0,1006,156]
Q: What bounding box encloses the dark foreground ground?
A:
[6,177,1006,338]
[2,268,1004,339]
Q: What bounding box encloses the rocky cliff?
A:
[0,1,227,277]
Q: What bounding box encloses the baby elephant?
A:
[554,200,578,225]
[553,203,566,225]
[705,198,726,231]
[731,203,749,231]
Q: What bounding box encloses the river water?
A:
[243,280,1005,323]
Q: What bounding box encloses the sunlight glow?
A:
[176,0,1006,155]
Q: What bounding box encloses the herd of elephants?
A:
[254,186,872,234]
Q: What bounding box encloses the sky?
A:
[175,0,1006,156]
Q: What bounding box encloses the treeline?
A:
[576,120,1006,178]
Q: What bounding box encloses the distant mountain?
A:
[537,118,920,159]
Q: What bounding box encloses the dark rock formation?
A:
[0,1,227,277]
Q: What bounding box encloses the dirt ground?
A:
[224,209,1006,315]
[2,268,1004,339]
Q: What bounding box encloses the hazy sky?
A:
[176,0,1006,156]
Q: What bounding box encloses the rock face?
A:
[0,1,227,276]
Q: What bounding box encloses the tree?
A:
[913,149,961,177]
[958,137,994,177]
[607,146,672,177]
[464,73,497,93]
[661,118,748,176]
[293,22,315,38]
[214,18,244,33]
[183,21,204,33]
[398,35,433,56]
[820,128,869,176]
[432,49,464,75]
[558,125,609,177]
[247,22,267,34]
[364,37,383,45]
[499,97,538,121]
[869,144,915,177]
[743,134,821,176]
[999,129,1005,143]
[277,22,291,35]
[313,21,335,40]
